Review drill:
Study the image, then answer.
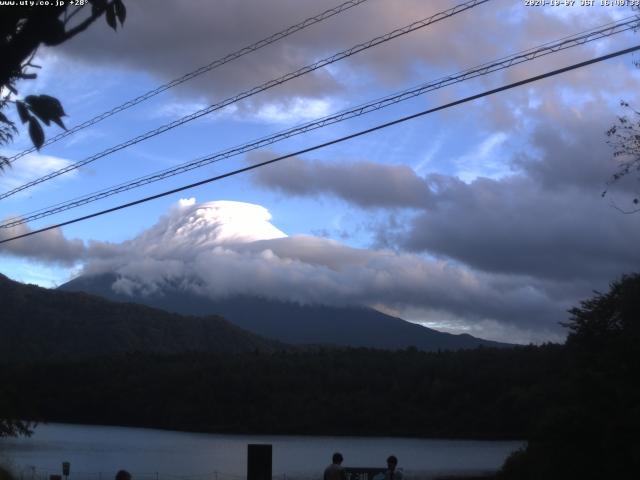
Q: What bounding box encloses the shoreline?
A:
[17,419,526,443]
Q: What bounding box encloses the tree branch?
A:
[607,198,640,215]
[63,5,85,26]
[50,2,113,46]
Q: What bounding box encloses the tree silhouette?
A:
[0,0,126,170]
[564,272,640,345]
[499,273,640,479]
[604,102,640,213]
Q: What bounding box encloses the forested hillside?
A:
[0,274,279,363]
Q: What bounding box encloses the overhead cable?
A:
[0,0,489,200]
[2,44,638,245]
[2,15,636,228]
[5,0,371,164]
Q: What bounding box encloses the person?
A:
[384,455,403,480]
[115,470,132,480]
[324,452,346,480]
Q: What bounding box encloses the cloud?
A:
[70,198,593,343]
[249,139,639,284]
[402,175,639,282]
[252,97,336,123]
[0,152,78,193]
[248,151,434,209]
[0,222,85,265]
[53,0,626,116]
[0,198,609,342]
[453,132,510,182]
[243,80,640,310]
[242,32,640,281]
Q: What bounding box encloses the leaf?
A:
[28,117,45,150]
[0,156,10,172]
[0,112,10,125]
[16,101,30,124]
[106,3,117,30]
[114,0,126,26]
[25,95,66,129]
[51,116,67,131]
[26,95,66,118]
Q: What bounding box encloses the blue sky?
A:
[1,0,639,343]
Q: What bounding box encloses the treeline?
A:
[1,345,564,439]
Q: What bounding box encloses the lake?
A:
[0,424,523,480]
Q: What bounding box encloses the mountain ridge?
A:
[0,273,280,363]
[59,272,510,351]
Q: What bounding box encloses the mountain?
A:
[0,273,279,363]
[59,272,510,351]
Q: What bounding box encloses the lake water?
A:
[0,424,524,480]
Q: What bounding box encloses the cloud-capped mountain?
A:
[59,271,507,350]
[58,199,509,350]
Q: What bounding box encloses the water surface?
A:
[0,423,523,479]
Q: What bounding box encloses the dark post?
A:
[247,444,272,480]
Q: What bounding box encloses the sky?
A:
[1,0,640,344]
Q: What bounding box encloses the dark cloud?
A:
[0,223,85,265]
[53,0,623,111]
[402,175,639,282]
[510,97,640,199]
[248,151,434,208]
[247,92,640,288]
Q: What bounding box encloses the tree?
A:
[0,419,34,438]
[563,272,640,345]
[604,102,640,213]
[498,273,640,479]
[0,0,126,170]
[0,379,36,438]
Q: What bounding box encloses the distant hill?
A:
[0,273,279,363]
[60,272,510,351]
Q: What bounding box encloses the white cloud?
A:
[453,132,510,183]
[252,97,335,124]
[150,99,238,121]
[0,152,78,193]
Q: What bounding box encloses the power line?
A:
[2,15,636,229]
[3,15,634,227]
[5,0,371,164]
[2,44,638,246]
[0,0,489,200]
